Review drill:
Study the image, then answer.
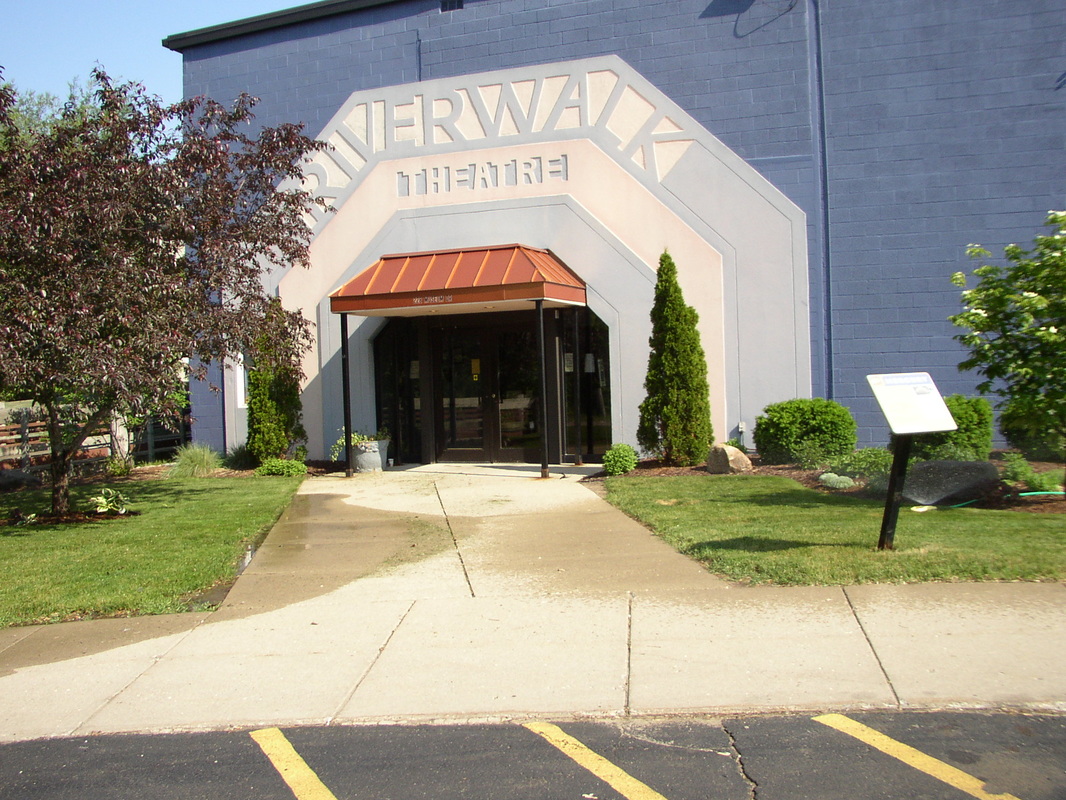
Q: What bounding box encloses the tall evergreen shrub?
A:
[637,252,714,466]
[246,361,306,463]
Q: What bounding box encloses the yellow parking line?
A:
[250,727,340,800]
[523,721,670,800]
[813,714,1020,800]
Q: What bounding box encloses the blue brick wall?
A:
[819,0,1065,442]
[178,0,1065,445]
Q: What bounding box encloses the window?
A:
[441,0,463,11]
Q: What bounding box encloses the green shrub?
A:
[105,455,133,477]
[246,362,306,463]
[1026,471,1064,493]
[1001,452,1064,492]
[830,447,893,479]
[924,442,982,461]
[1001,452,1031,483]
[911,394,993,461]
[637,251,714,466]
[817,472,855,490]
[724,437,747,454]
[168,443,222,478]
[255,458,308,477]
[752,398,857,465]
[999,402,1066,461]
[793,440,831,469]
[602,443,639,476]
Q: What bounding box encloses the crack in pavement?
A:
[625,591,633,716]
[842,585,902,708]
[434,481,476,598]
[722,720,759,799]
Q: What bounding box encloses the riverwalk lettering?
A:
[302,60,694,215]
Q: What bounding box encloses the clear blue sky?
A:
[0,1,296,105]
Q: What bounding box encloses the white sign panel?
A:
[866,372,957,435]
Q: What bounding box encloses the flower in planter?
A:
[329,429,390,461]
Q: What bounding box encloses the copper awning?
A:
[329,244,587,316]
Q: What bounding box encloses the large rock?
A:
[706,444,753,474]
[902,460,1000,506]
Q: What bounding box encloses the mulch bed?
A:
[4,509,141,527]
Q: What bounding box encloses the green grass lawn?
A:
[0,476,302,627]
[605,474,1066,585]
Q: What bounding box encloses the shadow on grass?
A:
[684,536,855,555]
[2,478,260,513]
[707,487,882,511]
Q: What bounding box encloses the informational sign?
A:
[866,372,956,435]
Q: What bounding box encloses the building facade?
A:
[166,0,1065,461]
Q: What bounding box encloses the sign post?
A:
[866,373,956,550]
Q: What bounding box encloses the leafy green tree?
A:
[637,251,714,465]
[0,80,92,147]
[950,211,1066,486]
[0,69,327,513]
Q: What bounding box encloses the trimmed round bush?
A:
[752,398,857,465]
[602,443,639,476]
[255,458,308,477]
[911,394,993,462]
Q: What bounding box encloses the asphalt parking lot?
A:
[2,712,1063,800]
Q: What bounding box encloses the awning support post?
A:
[536,299,550,479]
[572,307,583,465]
[340,313,354,478]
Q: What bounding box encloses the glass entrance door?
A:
[436,325,541,462]
[439,329,487,459]
[495,329,540,461]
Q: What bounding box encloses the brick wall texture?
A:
[180,0,1066,444]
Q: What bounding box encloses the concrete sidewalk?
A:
[1,465,1063,742]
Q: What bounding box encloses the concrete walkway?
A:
[1,465,1064,742]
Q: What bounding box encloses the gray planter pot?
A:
[351,439,390,472]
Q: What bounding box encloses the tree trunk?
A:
[45,402,112,516]
[46,403,73,516]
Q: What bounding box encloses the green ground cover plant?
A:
[254,457,308,477]
[604,474,1065,585]
[0,476,302,627]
